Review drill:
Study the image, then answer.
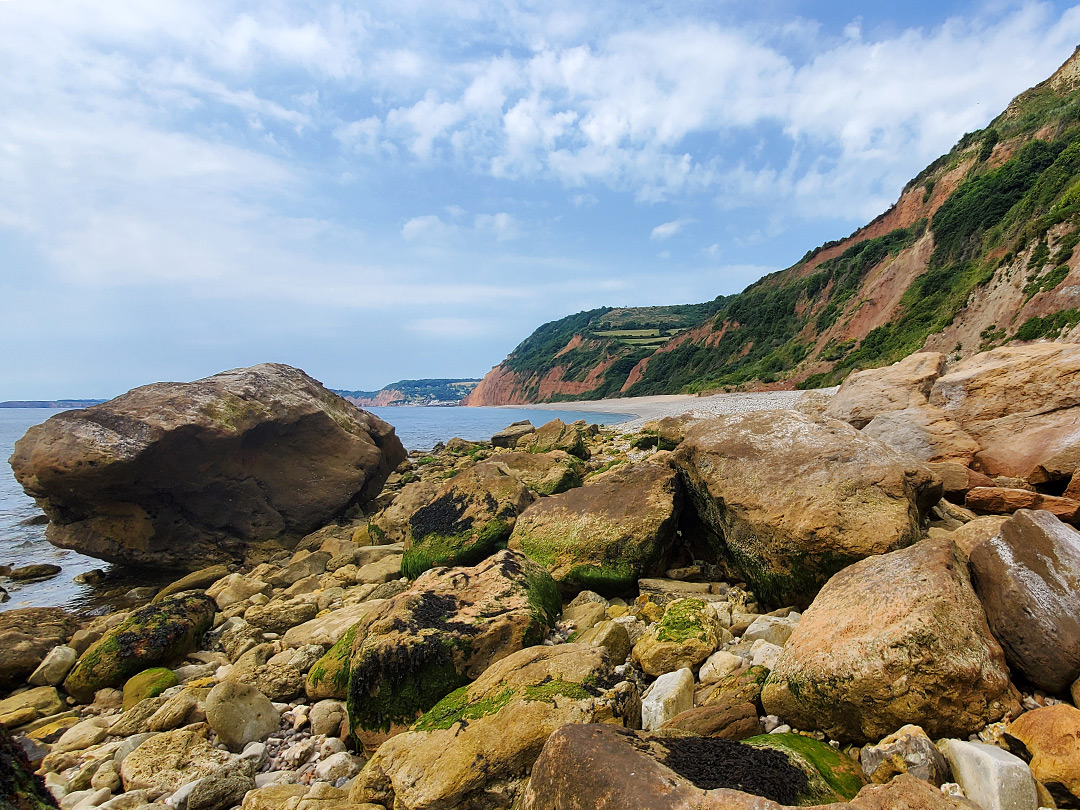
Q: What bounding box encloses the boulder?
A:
[860,724,949,785]
[509,458,681,595]
[205,574,270,611]
[949,515,1009,558]
[187,758,255,810]
[283,599,387,649]
[632,598,724,676]
[491,421,534,448]
[939,739,1037,810]
[346,549,561,749]
[520,723,969,810]
[640,668,694,731]
[368,481,440,545]
[1005,704,1080,806]
[674,410,941,608]
[0,607,77,690]
[9,363,406,568]
[929,462,995,503]
[929,344,1080,479]
[0,687,65,727]
[824,352,946,428]
[966,488,1080,523]
[151,565,230,603]
[862,405,980,465]
[28,645,78,688]
[575,621,632,664]
[64,594,215,702]
[660,699,760,740]
[969,510,1080,693]
[204,681,280,752]
[525,419,590,459]
[744,733,867,803]
[700,666,770,713]
[243,601,319,634]
[349,643,632,810]
[227,644,303,701]
[761,538,1018,743]
[400,463,534,578]
[487,451,583,495]
[119,728,233,799]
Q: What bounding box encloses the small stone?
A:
[309,700,346,737]
[54,718,110,754]
[750,639,782,669]
[204,681,281,752]
[122,668,180,711]
[313,751,364,782]
[641,668,694,731]
[9,564,63,581]
[862,724,949,785]
[29,645,79,687]
[699,650,743,684]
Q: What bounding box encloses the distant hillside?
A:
[468,46,1080,404]
[335,379,480,407]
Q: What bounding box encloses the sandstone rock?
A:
[1005,704,1080,806]
[215,619,263,662]
[10,364,406,568]
[64,594,215,702]
[563,600,607,632]
[119,728,232,798]
[152,566,230,604]
[313,751,363,783]
[575,621,631,664]
[400,463,534,578]
[939,739,1037,810]
[863,405,980,465]
[929,462,996,502]
[204,681,280,752]
[368,481,440,545]
[491,421,534,448]
[282,600,387,649]
[743,614,799,647]
[745,733,867,803]
[308,700,347,738]
[106,697,168,737]
[0,686,65,727]
[929,344,1080,479]
[641,668,694,731]
[227,644,302,702]
[8,564,62,581]
[761,538,1018,743]
[950,515,1009,558]
[509,458,681,595]
[121,668,178,711]
[346,549,561,748]
[861,724,949,785]
[52,718,109,754]
[0,607,77,689]
[146,686,205,731]
[699,650,745,684]
[675,410,940,608]
[187,758,255,810]
[354,555,403,584]
[205,574,271,611]
[825,352,946,428]
[350,643,631,810]
[29,646,78,687]
[243,601,318,635]
[266,552,332,588]
[661,698,760,740]
[632,598,724,676]
[487,450,583,496]
[305,625,361,702]
[701,665,770,713]
[966,487,1080,523]
[969,509,1080,693]
[526,419,589,459]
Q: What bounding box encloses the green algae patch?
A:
[306,623,362,701]
[64,593,215,703]
[401,518,511,580]
[745,733,866,804]
[522,679,592,702]
[412,685,514,732]
[656,598,710,644]
[121,667,178,711]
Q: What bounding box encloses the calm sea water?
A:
[0,405,629,615]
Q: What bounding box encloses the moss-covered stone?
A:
[305,623,361,701]
[64,594,215,702]
[655,598,710,644]
[121,667,179,711]
[527,419,589,460]
[702,665,770,713]
[632,598,721,676]
[0,726,58,810]
[744,733,866,804]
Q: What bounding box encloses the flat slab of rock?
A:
[487,450,583,495]
[674,410,941,608]
[10,363,406,568]
[761,538,1018,743]
[0,607,77,689]
[509,458,681,595]
[966,487,1080,524]
[969,509,1080,693]
[939,739,1037,810]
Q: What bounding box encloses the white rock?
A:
[29,645,78,686]
[313,751,364,782]
[641,668,694,731]
[240,741,267,767]
[90,761,122,792]
[319,738,346,758]
[611,616,648,646]
[164,779,200,810]
[770,724,792,734]
[97,791,150,810]
[750,639,782,669]
[45,772,69,801]
[939,739,1037,810]
[698,650,743,684]
[743,615,798,646]
[254,771,300,789]
[70,787,112,810]
[204,681,280,752]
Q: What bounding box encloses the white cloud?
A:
[650,218,695,240]
[474,212,520,240]
[401,214,454,240]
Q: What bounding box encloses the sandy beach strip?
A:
[507,388,837,432]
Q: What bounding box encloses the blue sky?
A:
[3,0,1080,398]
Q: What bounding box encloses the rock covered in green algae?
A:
[121,667,179,710]
[64,593,216,702]
[508,457,681,595]
[632,597,725,676]
[744,733,867,804]
[345,549,561,751]
[673,409,941,609]
[486,450,584,496]
[0,726,58,810]
[526,418,590,459]
[400,463,534,579]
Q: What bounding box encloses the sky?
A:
[3,1,1080,398]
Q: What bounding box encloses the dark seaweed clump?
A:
[661,737,807,804]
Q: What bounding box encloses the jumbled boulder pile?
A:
[5,343,1080,810]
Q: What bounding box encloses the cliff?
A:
[468,46,1080,405]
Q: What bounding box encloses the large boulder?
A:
[350,643,634,810]
[526,419,589,459]
[673,410,941,608]
[1004,704,1080,807]
[862,405,980,465]
[346,549,561,750]
[0,607,77,690]
[119,728,233,798]
[509,458,681,595]
[929,343,1080,479]
[400,463,534,579]
[520,723,971,810]
[968,509,1080,693]
[64,593,216,701]
[824,352,946,428]
[9,363,406,568]
[761,538,1018,743]
[486,451,583,496]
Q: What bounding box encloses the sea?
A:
[0,405,630,616]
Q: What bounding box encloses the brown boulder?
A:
[761,538,1018,743]
[660,699,760,740]
[674,410,941,608]
[0,607,77,690]
[824,352,946,428]
[368,480,440,544]
[9,364,406,569]
[928,462,995,503]
[966,487,1080,524]
[526,419,589,459]
[862,405,980,465]
[509,458,681,595]
[1005,704,1080,806]
[969,509,1080,693]
[486,450,583,495]
[949,515,1009,558]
